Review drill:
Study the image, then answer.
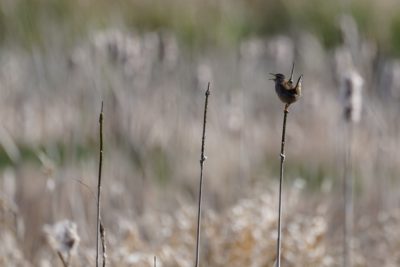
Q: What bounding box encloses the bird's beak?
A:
[269,73,276,80]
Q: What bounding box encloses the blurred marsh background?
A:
[1,0,400,266]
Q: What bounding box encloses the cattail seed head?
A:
[340,70,363,123]
[43,220,80,257]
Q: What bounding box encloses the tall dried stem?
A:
[340,70,363,267]
[96,101,104,267]
[100,221,107,267]
[194,83,211,267]
[276,104,289,267]
[343,123,354,267]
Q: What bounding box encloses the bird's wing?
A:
[283,76,302,93]
[282,80,296,91]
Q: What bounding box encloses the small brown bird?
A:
[270,69,303,111]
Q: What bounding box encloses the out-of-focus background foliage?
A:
[1,0,400,266]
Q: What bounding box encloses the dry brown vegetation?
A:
[0,6,400,266]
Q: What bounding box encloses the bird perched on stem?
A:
[270,63,303,111]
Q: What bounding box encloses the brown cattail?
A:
[43,220,80,266]
[340,70,364,123]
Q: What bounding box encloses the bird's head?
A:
[269,73,285,83]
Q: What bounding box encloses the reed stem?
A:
[96,101,104,267]
[194,83,211,267]
[276,104,289,267]
[343,123,354,267]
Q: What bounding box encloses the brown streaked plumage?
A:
[270,72,303,111]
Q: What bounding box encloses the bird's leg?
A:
[284,104,289,113]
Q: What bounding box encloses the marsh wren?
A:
[270,63,303,111]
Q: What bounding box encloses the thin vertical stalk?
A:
[276,105,289,267]
[56,251,69,267]
[343,123,354,267]
[96,101,104,267]
[194,83,211,267]
[100,222,107,267]
[154,256,157,267]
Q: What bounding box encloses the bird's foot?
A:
[284,104,289,113]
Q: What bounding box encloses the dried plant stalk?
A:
[96,101,104,267]
[56,251,69,267]
[194,83,211,267]
[100,221,107,267]
[275,105,289,267]
[340,70,363,267]
[343,124,354,267]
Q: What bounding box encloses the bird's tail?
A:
[295,75,303,88]
[289,62,295,84]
